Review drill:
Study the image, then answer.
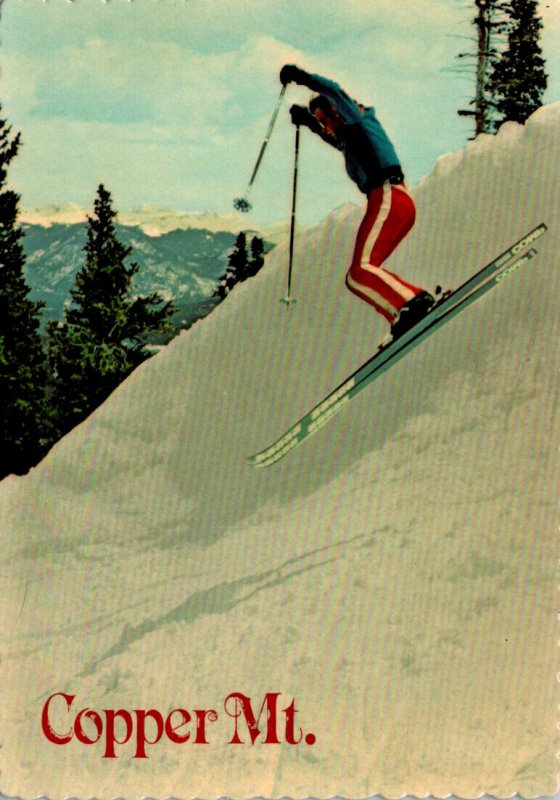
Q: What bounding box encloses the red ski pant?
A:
[346,182,422,322]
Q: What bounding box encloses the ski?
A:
[248,224,546,467]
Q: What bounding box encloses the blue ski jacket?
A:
[293,69,403,195]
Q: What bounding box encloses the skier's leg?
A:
[368,185,417,273]
[345,183,425,321]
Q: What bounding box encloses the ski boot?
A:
[377,286,453,350]
[389,291,435,340]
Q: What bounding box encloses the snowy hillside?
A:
[1,105,559,799]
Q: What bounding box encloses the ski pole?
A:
[233,85,287,213]
[281,123,300,307]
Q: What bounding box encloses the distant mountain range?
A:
[19,203,290,242]
[21,217,279,335]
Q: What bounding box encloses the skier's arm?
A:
[289,105,341,150]
[280,65,361,124]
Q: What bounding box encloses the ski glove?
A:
[288,104,341,150]
[280,64,308,86]
[290,104,315,127]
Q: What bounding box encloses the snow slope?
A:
[1,105,559,799]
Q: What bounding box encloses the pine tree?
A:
[0,112,51,479]
[247,236,265,279]
[486,0,547,130]
[213,233,266,299]
[213,232,249,299]
[47,184,175,435]
[457,0,547,136]
[457,0,505,135]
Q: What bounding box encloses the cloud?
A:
[0,50,38,117]
[13,34,306,135]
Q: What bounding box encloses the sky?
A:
[1,0,559,226]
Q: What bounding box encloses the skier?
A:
[279,64,435,341]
